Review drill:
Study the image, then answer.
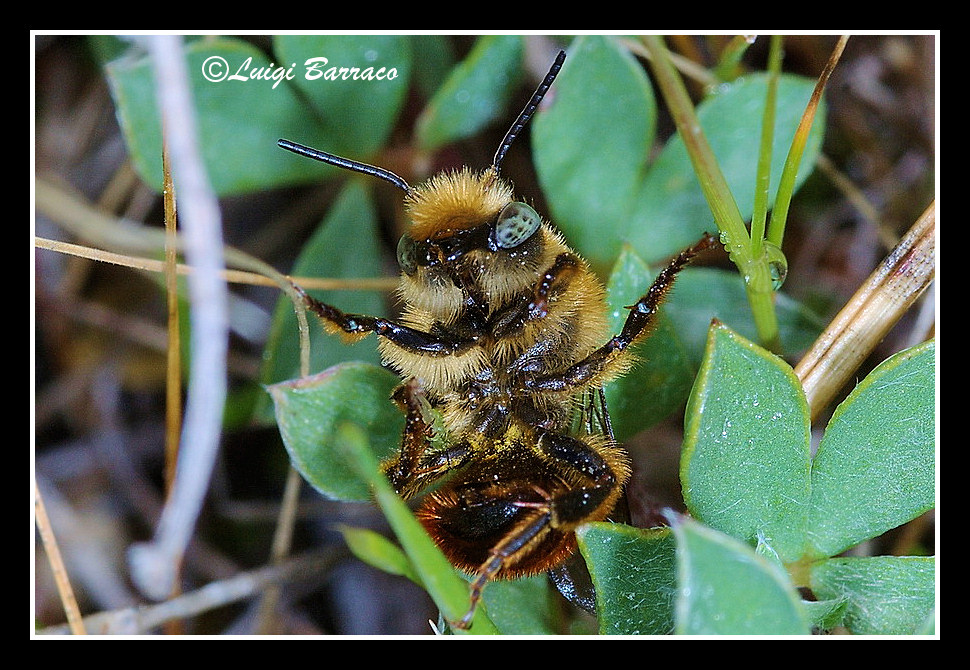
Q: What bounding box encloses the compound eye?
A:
[397,233,419,275]
[495,202,540,249]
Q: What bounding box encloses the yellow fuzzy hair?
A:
[405,168,513,240]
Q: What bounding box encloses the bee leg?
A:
[382,379,471,499]
[525,233,718,393]
[291,282,476,356]
[453,431,628,630]
[488,253,582,340]
[526,253,581,321]
[535,430,627,523]
[382,380,436,499]
[454,513,552,630]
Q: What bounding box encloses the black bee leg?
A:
[291,282,475,357]
[453,431,628,630]
[535,431,626,524]
[382,380,436,499]
[527,253,581,321]
[525,233,718,393]
[382,379,472,500]
[455,512,551,630]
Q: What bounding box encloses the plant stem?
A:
[767,36,848,248]
[750,35,783,259]
[794,201,936,421]
[642,36,781,351]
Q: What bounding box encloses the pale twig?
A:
[126,35,229,602]
[36,551,338,635]
[33,235,397,292]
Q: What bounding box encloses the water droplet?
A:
[763,241,788,290]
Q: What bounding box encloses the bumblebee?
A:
[279,50,716,628]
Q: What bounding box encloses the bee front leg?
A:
[524,233,718,393]
[291,282,477,356]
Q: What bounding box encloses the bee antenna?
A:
[278,139,411,194]
[491,50,566,174]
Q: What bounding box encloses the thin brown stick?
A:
[255,467,304,633]
[33,236,398,292]
[795,201,936,420]
[34,483,86,635]
[161,145,185,632]
[162,146,182,496]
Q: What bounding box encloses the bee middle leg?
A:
[524,233,718,393]
[381,378,472,500]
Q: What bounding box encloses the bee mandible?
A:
[278,49,717,629]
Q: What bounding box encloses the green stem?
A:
[750,35,783,258]
[768,36,848,248]
[642,36,781,351]
[642,37,747,242]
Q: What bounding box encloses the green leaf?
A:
[339,525,420,584]
[479,576,560,635]
[810,556,936,635]
[630,74,826,264]
[663,267,825,363]
[268,362,402,501]
[256,179,385,422]
[807,340,936,558]
[334,423,499,634]
[102,38,298,194]
[681,321,811,562]
[670,514,809,635]
[800,597,848,631]
[577,523,676,635]
[415,35,523,152]
[273,35,410,158]
[408,35,456,99]
[533,36,656,270]
[105,36,410,194]
[603,246,694,440]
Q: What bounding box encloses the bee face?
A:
[395,170,551,316]
[278,49,717,630]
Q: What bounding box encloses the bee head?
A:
[277,50,566,307]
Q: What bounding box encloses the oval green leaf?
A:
[577,523,676,635]
[339,525,420,584]
[810,556,936,635]
[533,36,656,270]
[682,321,811,562]
[268,361,402,501]
[670,514,808,635]
[807,340,936,558]
[415,35,523,152]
